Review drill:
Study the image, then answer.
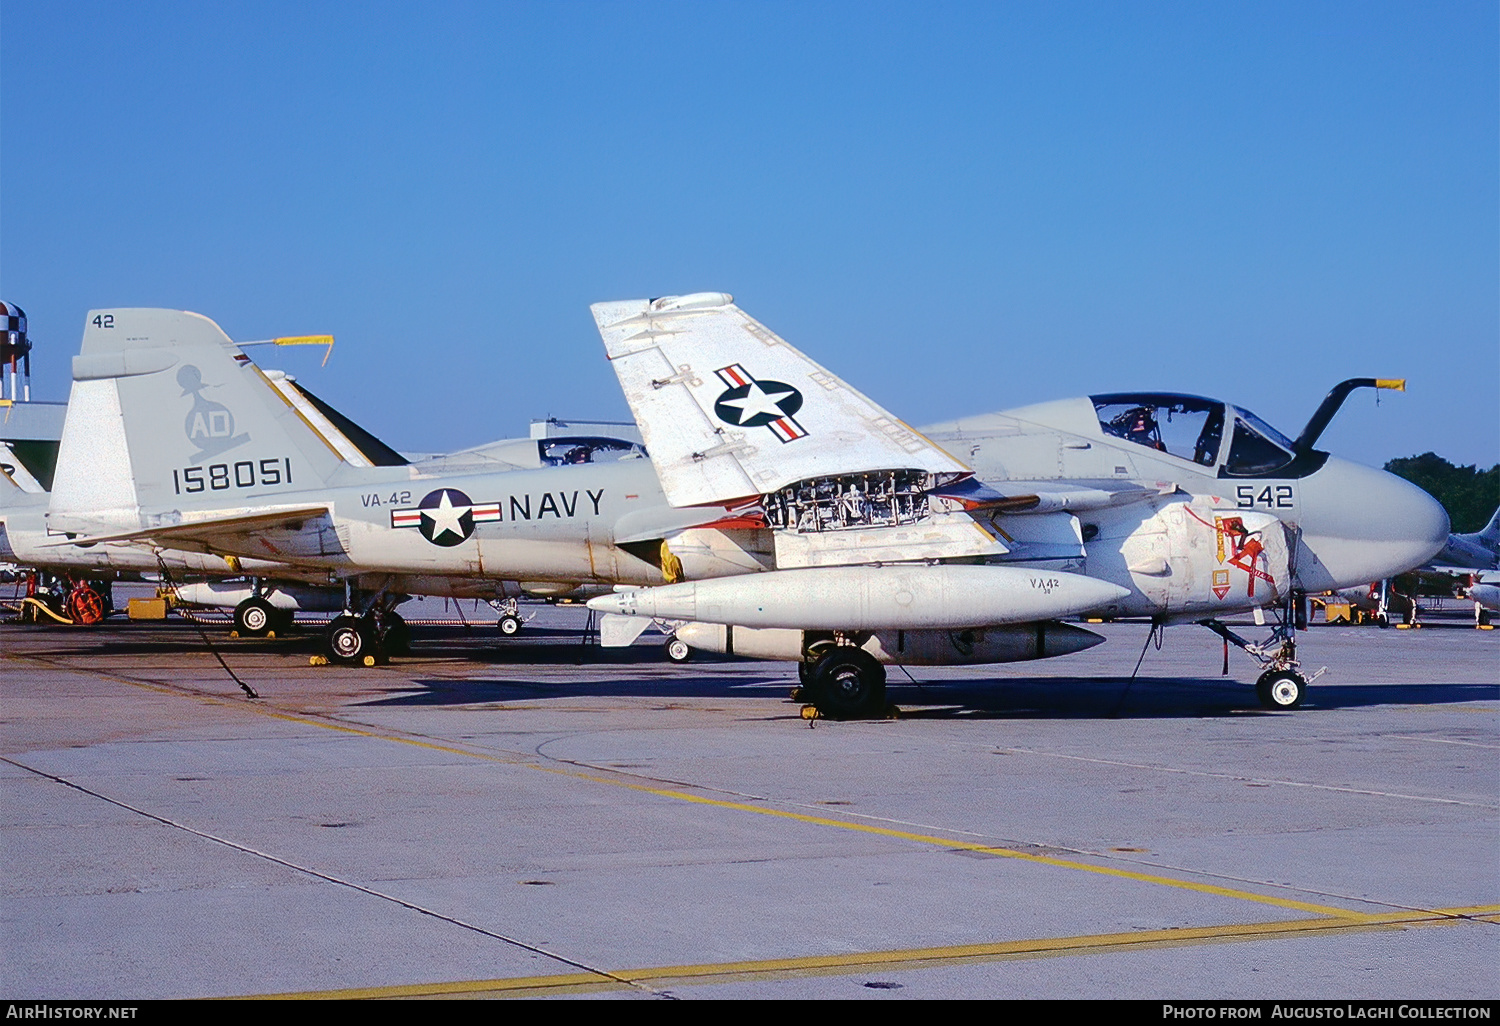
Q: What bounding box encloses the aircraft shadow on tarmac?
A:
[358,670,1499,719]
[15,623,1495,720]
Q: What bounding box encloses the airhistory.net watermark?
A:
[5,1007,137,1020]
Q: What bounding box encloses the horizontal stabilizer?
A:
[46,504,332,549]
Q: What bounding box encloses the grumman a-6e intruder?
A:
[586,294,1450,718]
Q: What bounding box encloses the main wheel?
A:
[1256,669,1305,710]
[66,585,106,625]
[809,647,887,719]
[234,597,276,637]
[664,637,692,663]
[326,614,373,665]
[497,614,522,637]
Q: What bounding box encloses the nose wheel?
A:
[1202,615,1324,712]
[1255,669,1305,710]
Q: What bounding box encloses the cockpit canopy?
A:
[1091,393,1297,477]
[538,436,648,467]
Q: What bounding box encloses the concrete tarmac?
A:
[1,602,1495,1000]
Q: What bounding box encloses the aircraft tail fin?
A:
[49,309,359,534]
[1476,506,1500,547]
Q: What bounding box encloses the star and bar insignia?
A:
[711,364,808,442]
[391,488,500,547]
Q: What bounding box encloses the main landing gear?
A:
[797,639,889,719]
[323,610,410,665]
[232,597,293,638]
[326,614,373,665]
[320,589,410,666]
[1202,596,1325,711]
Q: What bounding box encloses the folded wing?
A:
[591,294,969,509]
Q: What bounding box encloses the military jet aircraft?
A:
[1432,507,1500,572]
[42,308,756,661]
[3,442,313,624]
[584,293,1450,717]
[7,419,651,636]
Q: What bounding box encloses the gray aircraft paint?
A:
[44,310,726,598]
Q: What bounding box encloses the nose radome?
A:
[1294,457,1450,590]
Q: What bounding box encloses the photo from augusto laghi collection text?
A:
[1162,1005,1494,1020]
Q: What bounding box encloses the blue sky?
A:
[3,1,1495,468]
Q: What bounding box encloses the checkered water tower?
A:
[0,302,30,402]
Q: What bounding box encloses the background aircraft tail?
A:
[1431,503,1500,571]
[48,309,356,534]
[1473,506,1500,548]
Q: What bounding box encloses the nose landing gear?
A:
[1255,669,1306,710]
[1202,609,1325,711]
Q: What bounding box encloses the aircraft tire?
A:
[497,614,522,637]
[665,637,692,663]
[1255,670,1305,710]
[234,597,276,637]
[809,647,886,719]
[326,615,372,666]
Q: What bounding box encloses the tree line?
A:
[1384,453,1499,534]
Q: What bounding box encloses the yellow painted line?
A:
[2,653,1432,923]
[247,905,1495,999]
